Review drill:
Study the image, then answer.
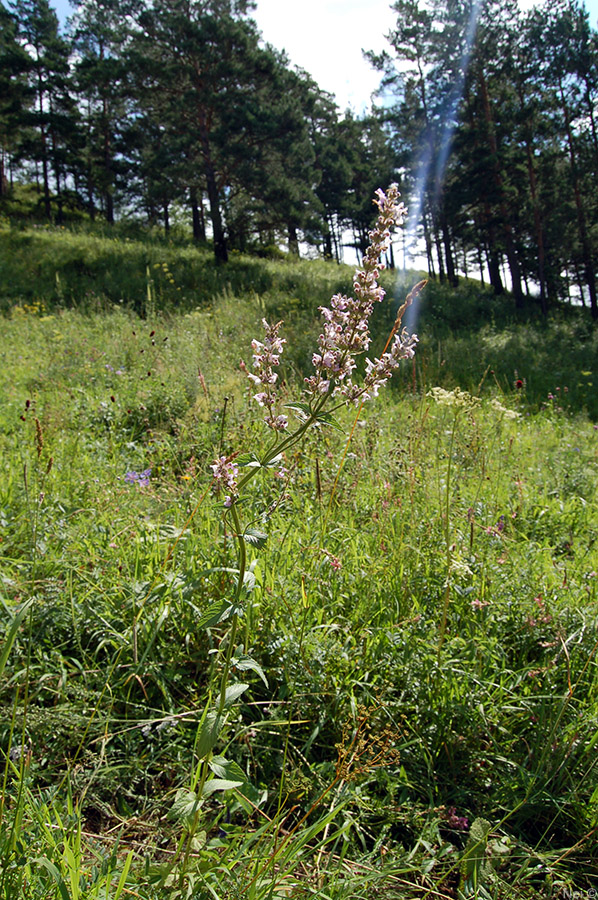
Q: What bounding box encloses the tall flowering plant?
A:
[180,185,424,852]
[214,184,422,501]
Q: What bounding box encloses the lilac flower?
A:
[361,330,419,401]
[243,319,288,431]
[125,468,151,487]
[138,468,152,487]
[210,456,239,499]
[471,598,490,610]
[445,807,469,831]
[304,184,418,403]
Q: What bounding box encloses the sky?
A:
[49,0,598,114]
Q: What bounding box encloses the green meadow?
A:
[1,223,598,899]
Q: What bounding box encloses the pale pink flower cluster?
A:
[361,331,419,401]
[210,456,239,506]
[245,319,288,431]
[305,184,416,402]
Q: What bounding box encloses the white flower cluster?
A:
[427,387,481,410]
[490,398,521,420]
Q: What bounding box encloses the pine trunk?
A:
[200,117,227,264]
[478,68,524,307]
[559,79,597,319]
[191,188,206,242]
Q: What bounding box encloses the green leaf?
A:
[209,756,247,784]
[284,401,311,413]
[233,781,268,814]
[221,759,247,784]
[0,596,34,679]
[314,412,344,432]
[197,599,234,628]
[263,453,284,468]
[244,527,268,549]
[169,789,203,827]
[243,569,256,592]
[223,682,249,708]
[284,401,312,421]
[232,652,269,687]
[200,778,244,799]
[31,857,71,900]
[195,709,224,759]
[236,452,261,468]
[208,755,230,778]
[113,849,134,900]
[459,817,492,896]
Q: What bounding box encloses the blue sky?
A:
[47,0,598,113]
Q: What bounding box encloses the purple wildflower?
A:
[445,807,469,831]
[125,468,151,487]
[138,468,152,487]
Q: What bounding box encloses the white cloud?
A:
[252,0,396,113]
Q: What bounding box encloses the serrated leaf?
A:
[208,755,230,778]
[197,599,234,628]
[209,756,247,784]
[232,653,269,687]
[243,569,256,591]
[190,831,207,852]
[169,789,204,827]
[459,817,492,895]
[222,759,247,783]
[224,683,249,708]
[200,778,244,799]
[244,527,268,549]
[195,710,223,759]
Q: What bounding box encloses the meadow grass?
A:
[3,220,598,419]
[0,230,598,898]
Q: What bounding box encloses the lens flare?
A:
[400,0,483,333]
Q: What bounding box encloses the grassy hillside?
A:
[2,221,597,419]
[0,224,597,898]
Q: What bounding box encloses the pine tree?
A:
[0,2,32,197]
[126,0,288,263]
[71,0,135,221]
[12,0,77,219]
